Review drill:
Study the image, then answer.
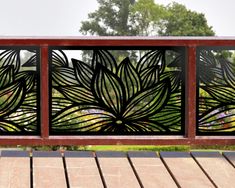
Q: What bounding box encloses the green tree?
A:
[80,0,215,36]
[80,0,136,36]
[158,2,215,36]
[129,0,166,36]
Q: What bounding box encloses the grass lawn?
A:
[5,145,235,152]
[25,145,235,152]
[84,145,235,152]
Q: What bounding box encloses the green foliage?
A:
[159,2,215,36]
[18,145,235,152]
[129,0,166,35]
[80,0,136,36]
[80,0,215,36]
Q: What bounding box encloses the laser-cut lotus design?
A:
[51,49,183,134]
[198,49,235,133]
[0,49,38,133]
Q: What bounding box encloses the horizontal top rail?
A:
[0,36,235,46]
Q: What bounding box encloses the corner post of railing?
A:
[41,45,49,139]
[185,45,197,139]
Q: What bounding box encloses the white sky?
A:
[0,0,234,36]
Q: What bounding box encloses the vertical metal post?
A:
[41,46,49,138]
[185,46,197,139]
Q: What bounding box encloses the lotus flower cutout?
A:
[51,49,184,134]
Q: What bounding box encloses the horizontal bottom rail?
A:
[0,136,234,145]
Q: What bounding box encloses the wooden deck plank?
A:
[160,152,214,188]
[0,151,30,188]
[64,151,103,188]
[191,152,235,188]
[128,151,177,188]
[96,151,140,188]
[223,152,235,168]
[33,151,67,188]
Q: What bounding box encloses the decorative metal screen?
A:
[0,47,40,135]
[49,47,185,135]
[197,47,235,135]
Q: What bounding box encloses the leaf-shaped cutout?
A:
[52,105,113,132]
[198,87,221,116]
[72,58,93,90]
[52,50,69,67]
[160,71,181,92]
[199,50,217,67]
[0,49,21,73]
[52,97,73,115]
[117,57,141,100]
[0,121,22,132]
[21,92,37,108]
[123,79,170,120]
[92,50,117,73]
[55,86,95,104]
[150,105,181,127]
[51,88,73,114]
[15,71,35,92]
[220,58,235,90]
[199,105,234,124]
[167,54,182,68]
[140,65,159,89]
[22,54,36,67]
[6,108,37,127]
[198,105,235,131]
[0,80,25,117]
[201,85,235,103]
[0,66,14,89]
[52,67,77,86]
[92,64,125,115]
[200,67,225,85]
[128,121,169,132]
[137,50,165,74]
[52,87,73,115]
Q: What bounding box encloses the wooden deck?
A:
[0,151,235,188]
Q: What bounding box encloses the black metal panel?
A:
[197,47,235,135]
[0,47,40,135]
[49,47,185,135]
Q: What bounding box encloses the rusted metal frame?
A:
[0,136,235,145]
[0,37,235,47]
[41,46,49,139]
[185,46,197,139]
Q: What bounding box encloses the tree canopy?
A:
[80,0,215,36]
[158,2,215,36]
[80,0,135,36]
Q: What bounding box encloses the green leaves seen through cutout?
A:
[55,86,95,104]
[72,58,93,90]
[0,66,14,89]
[0,50,21,74]
[92,50,117,73]
[117,57,141,101]
[0,48,39,134]
[123,79,170,120]
[0,80,25,117]
[92,64,125,114]
[51,49,183,134]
